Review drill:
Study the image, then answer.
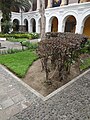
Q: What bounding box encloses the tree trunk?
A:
[39,0,46,40]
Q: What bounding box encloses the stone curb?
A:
[0,64,90,101]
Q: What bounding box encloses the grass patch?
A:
[7,37,27,42]
[0,47,90,79]
[80,58,90,71]
[0,50,38,78]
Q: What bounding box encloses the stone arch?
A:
[30,18,36,32]
[79,9,90,34]
[83,15,90,36]
[24,19,28,32]
[49,16,58,32]
[13,19,20,32]
[61,11,78,32]
[64,15,77,33]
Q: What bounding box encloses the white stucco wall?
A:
[0,2,90,34]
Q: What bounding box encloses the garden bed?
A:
[23,53,90,96]
[0,32,90,97]
[0,51,90,96]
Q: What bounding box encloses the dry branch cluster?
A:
[37,32,87,82]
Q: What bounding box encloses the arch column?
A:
[46,18,51,32]
[28,20,32,33]
[75,15,83,34]
[36,20,41,33]
[58,16,64,32]
[61,0,67,6]
[0,18,1,32]
[75,23,84,34]
[47,0,53,8]
[37,0,40,10]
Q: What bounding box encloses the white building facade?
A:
[0,0,90,37]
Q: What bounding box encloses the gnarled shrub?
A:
[37,32,88,82]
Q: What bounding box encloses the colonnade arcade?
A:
[11,13,90,37]
[10,0,90,12]
[11,0,90,37]
[35,0,90,11]
[0,1,90,37]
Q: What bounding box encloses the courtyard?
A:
[0,0,90,120]
[0,33,90,120]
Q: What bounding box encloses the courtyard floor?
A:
[0,63,90,120]
[0,39,40,51]
[0,41,22,51]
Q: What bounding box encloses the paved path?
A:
[0,65,90,120]
[0,65,42,120]
[0,39,40,52]
[0,41,22,51]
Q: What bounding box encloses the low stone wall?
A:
[0,38,6,41]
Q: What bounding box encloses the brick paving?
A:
[0,65,90,120]
[0,65,41,120]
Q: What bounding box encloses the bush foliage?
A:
[0,33,39,39]
[37,32,88,82]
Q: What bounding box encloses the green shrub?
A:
[80,40,90,54]
[22,41,38,50]
[7,37,27,42]
[0,33,39,39]
[0,49,23,55]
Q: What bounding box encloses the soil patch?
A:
[23,59,81,96]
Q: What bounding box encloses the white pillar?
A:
[28,20,32,33]
[36,20,40,33]
[75,23,84,34]
[37,0,40,10]
[58,17,64,32]
[61,0,67,6]
[47,0,53,8]
[75,14,84,34]
[46,18,50,32]
[0,19,1,32]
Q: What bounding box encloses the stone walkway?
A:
[0,65,42,120]
[0,41,22,51]
[0,39,40,52]
[0,65,90,120]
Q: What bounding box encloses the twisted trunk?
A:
[39,0,45,40]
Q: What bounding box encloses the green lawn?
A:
[0,50,38,78]
[0,49,90,78]
[7,37,27,42]
[80,58,90,71]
